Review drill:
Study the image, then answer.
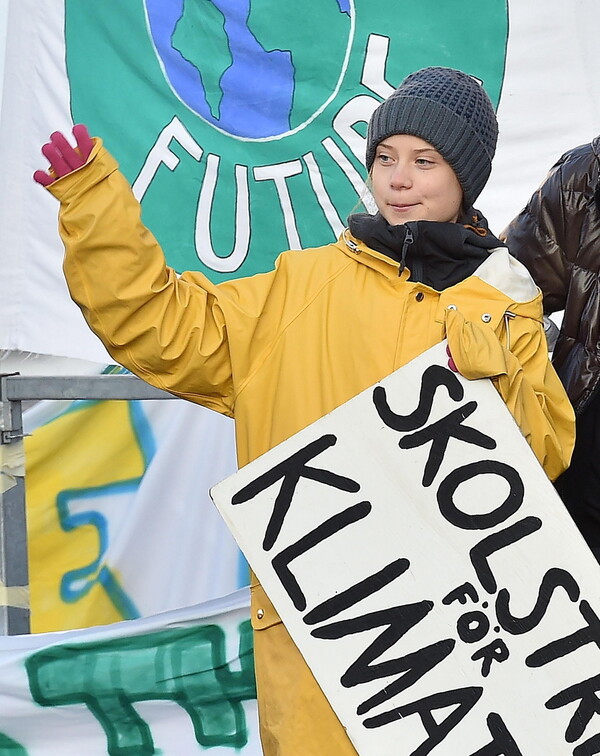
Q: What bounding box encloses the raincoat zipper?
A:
[399,226,414,275]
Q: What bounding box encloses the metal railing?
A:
[0,373,174,635]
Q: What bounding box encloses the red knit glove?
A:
[33,124,94,186]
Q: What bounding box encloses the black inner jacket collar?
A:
[347,210,506,291]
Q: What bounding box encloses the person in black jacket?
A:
[502,136,600,560]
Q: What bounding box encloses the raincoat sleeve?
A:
[47,140,278,417]
[445,308,575,481]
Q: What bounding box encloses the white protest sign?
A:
[211,342,600,755]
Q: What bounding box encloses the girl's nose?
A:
[390,163,412,189]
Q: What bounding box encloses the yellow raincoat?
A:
[48,141,574,755]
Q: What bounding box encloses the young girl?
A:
[36,66,574,755]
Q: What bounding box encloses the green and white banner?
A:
[0,589,261,755]
[1,0,599,360]
[63,0,506,277]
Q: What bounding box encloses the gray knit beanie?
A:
[365,67,498,208]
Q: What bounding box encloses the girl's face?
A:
[370,134,463,225]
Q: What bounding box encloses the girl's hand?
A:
[33,124,94,186]
[445,308,507,380]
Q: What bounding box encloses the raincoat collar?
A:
[346,209,506,290]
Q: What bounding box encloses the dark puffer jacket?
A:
[502,136,600,415]
[502,136,600,559]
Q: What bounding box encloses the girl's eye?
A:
[378,154,392,163]
[416,157,435,166]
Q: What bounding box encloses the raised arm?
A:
[35,126,276,416]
